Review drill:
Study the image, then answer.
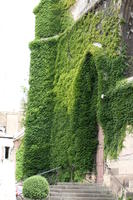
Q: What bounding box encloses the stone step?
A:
[52,183,105,187]
[48,197,115,200]
[50,185,109,191]
[56,182,102,187]
[50,192,113,197]
[50,188,111,194]
[48,183,116,200]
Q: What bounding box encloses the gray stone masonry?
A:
[47,182,116,200]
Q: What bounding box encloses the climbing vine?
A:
[16,141,24,181]
[34,0,74,39]
[23,38,58,176]
[22,0,133,180]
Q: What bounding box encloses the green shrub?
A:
[23,175,49,199]
[127,198,132,200]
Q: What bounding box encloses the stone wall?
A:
[104,129,133,198]
[70,0,109,21]
[121,0,133,76]
[71,0,133,197]
[70,0,133,64]
[102,1,133,197]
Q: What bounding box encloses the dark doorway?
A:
[5,147,10,159]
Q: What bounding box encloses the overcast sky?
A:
[0,0,40,111]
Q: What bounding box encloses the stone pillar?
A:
[96,125,104,184]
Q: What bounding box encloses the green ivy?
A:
[95,51,131,158]
[34,0,74,39]
[16,141,24,181]
[51,52,98,178]
[22,0,133,180]
[62,0,75,8]
[23,39,58,176]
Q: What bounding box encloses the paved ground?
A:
[0,160,16,200]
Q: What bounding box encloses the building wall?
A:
[0,137,14,162]
[0,137,16,200]
[103,0,133,197]
[0,112,23,136]
[6,113,21,136]
[121,0,133,76]
[104,130,133,195]
[70,0,89,21]
[70,0,109,21]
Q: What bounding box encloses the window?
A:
[5,147,10,159]
[0,126,6,133]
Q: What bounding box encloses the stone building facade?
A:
[73,0,133,198]
[104,131,133,194]
[19,0,133,198]
[0,111,23,162]
[0,112,23,137]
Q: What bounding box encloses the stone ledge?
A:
[71,0,103,21]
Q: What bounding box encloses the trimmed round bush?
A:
[23,175,49,200]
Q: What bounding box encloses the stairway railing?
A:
[105,163,129,200]
[38,166,61,176]
[37,165,96,185]
[38,166,61,185]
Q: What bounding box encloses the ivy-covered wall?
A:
[22,0,133,180]
[16,141,24,181]
[23,38,58,177]
[34,0,74,39]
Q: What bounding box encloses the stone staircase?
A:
[47,182,116,200]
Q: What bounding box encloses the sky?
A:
[0,0,40,111]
